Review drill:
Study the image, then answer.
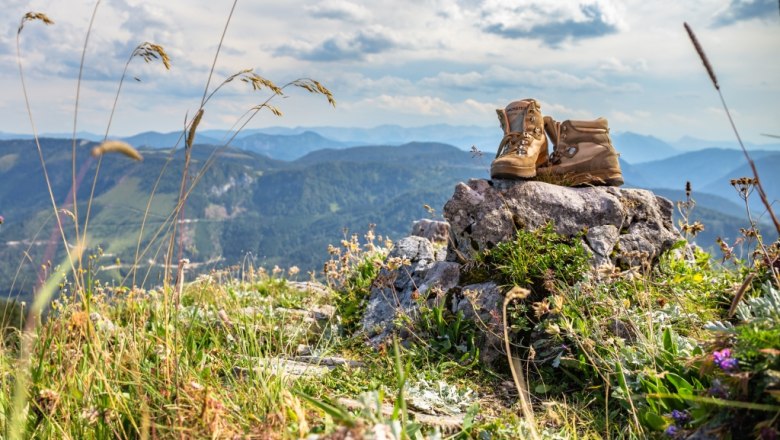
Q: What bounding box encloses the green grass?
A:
[1,227,776,439]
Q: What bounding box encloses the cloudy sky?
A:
[1,0,778,143]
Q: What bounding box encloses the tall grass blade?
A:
[8,244,84,440]
[683,22,780,236]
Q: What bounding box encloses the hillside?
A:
[0,139,486,300]
[702,153,780,216]
[4,136,777,302]
[612,131,678,163]
[631,148,777,191]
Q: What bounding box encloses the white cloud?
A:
[305,1,371,22]
[0,0,776,142]
[419,66,640,93]
[275,26,399,61]
[478,0,628,46]
[598,57,648,74]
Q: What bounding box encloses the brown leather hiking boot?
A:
[538,116,624,186]
[490,99,548,179]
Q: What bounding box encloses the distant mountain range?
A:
[2,125,777,163]
[1,132,778,301]
[0,138,487,300]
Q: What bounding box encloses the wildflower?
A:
[708,378,728,398]
[665,425,679,437]
[670,409,690,425]
[385,256,411,271]
[716,237,733,261]
[760,427,778,440]
[81,407,100,426]
[739,227,759,239]
[545,323,560,335]
[0,214,4,224]
[681,221,705,236]
[287,266,300,277]
[532,298,550,318]
[731,177,756,201]
[550,295,564,314]
[713,348,739,371]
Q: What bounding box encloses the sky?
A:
[0,0,778,143]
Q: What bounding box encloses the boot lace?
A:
[496,131,532,158]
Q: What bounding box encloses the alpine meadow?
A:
[0,1,779,439]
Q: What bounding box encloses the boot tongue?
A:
[504,100,530,133]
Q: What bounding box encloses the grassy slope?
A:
[1,139,487,301]
[0,232,777,439]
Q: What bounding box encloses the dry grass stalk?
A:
[502,286,540,440]
[83,41,170,284]
[18,12,53,33]
[683,22,718,90]
[186,109,205,149]
[683,22,780,237]
[133,42,171,70]
[728,273,755,318]
[16,11,84,293]
[91,140,143,161]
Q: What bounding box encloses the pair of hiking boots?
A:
[490,99,623,186]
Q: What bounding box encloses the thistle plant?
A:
[677,181,705,241]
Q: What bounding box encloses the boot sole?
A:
[491,163,536,179]
[539,168,624,187]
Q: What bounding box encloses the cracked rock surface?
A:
[443,179,681,268]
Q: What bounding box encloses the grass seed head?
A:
[133,42,171,70]
[18,12,54,34]
[91,140,143,161]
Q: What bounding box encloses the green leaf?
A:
[640,409,667,431]
[295,392,356,427]
[534,383,552,394]
[462,403,479,433]
[662,327,678,356]
[666,373,694,396]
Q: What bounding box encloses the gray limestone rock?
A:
[452,282,505,364]
[443,179,681,269]
[411,219,451,245]
[361,236,460,345]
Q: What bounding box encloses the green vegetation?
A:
[2,222,777,438]
[0,139,485,302]
[2,6,778,440]
[472,222,589,289]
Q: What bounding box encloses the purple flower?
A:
[665,425,679,437]
[708,378,728,398]
[760,427,778,440]
[670,409,690,424]
[713,348,739,371]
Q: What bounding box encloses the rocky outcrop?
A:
[411,219,450,245]
[444,179,681,269]
[360,178,683,351]
[361,236,459,344]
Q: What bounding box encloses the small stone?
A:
[411,219,451,245]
